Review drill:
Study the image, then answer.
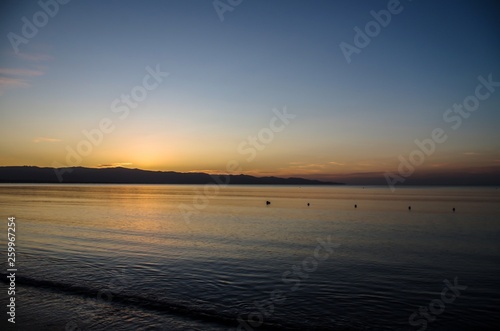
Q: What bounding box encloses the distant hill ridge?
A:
[0,166,343,185]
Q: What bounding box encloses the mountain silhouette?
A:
[0,166,343,185]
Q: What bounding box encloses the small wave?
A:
[1,273,350,331]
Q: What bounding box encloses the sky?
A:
[0,0,499,184]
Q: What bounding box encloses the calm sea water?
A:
[1,185,499,330]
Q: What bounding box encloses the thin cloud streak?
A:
[14,52,53,62]
[33,137,61,143]
[0,77,30,89]
[97,163,133,168]
[0,66,45,93]
[0,68,44,76]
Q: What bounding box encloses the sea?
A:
[1,184,499,330]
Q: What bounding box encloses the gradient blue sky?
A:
[1,0,499,183]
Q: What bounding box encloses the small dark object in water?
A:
[408,206,411,211]
[307,203,310,206]
[354,204,357,208]
[266,201,271,205]
[452,207,456,212]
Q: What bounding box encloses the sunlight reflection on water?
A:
[1,185,499,330]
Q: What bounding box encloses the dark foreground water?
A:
[1,185,499,330]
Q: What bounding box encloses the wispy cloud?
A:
[15,52,53,62]
[97,163,133,168]
[0,67,45,92]
[187,169,225,174]
[0,68,44,76]
[280,162,341,175]
[0,51,51,93]
[0,76,30,89]
[33,137,61,143]
[287,161,345,171]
